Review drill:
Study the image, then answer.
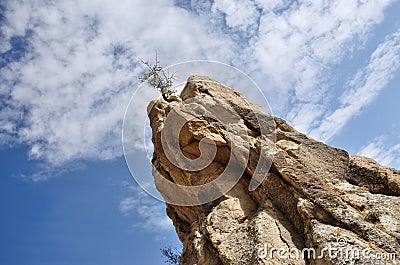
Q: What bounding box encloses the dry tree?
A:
[139,52,177,102]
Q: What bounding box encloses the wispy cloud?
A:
[311,28,400,141]
[120,184,173,231]
[358,135,400,169]
[19,160,86,182]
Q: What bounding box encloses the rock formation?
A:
[148,76,400,265]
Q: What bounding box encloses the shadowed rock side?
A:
[148,75,400,265]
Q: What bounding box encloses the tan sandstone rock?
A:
[148,75,400,265]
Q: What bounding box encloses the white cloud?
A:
[212,0,259,30]
[120,185,173,231]
[0,0,398,168]
[248,0,395,123]
[311,28,400,141]
[0,0,233,165]
[358,135,400,169]
[119,197,136,215]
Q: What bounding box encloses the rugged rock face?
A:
[148,76,400,265]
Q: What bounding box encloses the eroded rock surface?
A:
[148,76,400,265]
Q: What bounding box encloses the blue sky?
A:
[0,0,399,264]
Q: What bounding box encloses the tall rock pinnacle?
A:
[148,75,400,265]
